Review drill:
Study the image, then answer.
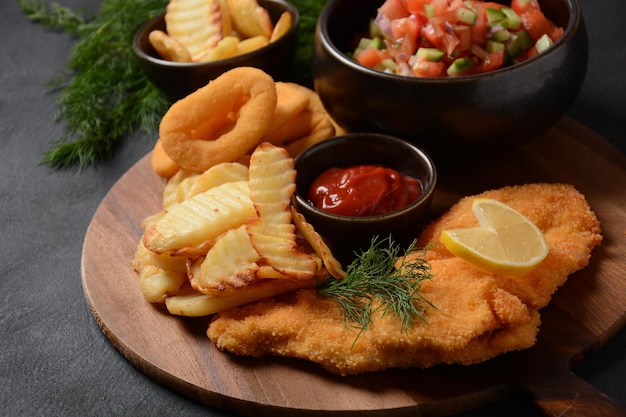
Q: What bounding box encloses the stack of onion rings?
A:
[152,67,340,178]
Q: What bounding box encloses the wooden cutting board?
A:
[82,117,626,417]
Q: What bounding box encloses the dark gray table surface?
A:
[1,1,624,416]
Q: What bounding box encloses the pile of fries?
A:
[149,0,292,63]
[133,68,346,316]
[133,144,344,317]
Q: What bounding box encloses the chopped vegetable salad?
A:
[351,0,564,77]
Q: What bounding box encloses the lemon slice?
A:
[440,198,548,276]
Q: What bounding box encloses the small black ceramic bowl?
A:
[293,133,437,266]
[133,0,299,101]
[312,0,588,160]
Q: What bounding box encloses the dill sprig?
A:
[19,0,170,169]
[318,237,435,341]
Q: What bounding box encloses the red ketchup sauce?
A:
[308,164,423,217]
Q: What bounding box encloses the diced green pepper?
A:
[369,19,382,39]
[370,37,385,50]
[447,57,472,76]
[501,7,522,30]
[491,29,511,42]
[356,38,373,52]
[516,30,535,50]
[485,7,506,25]
[381,58,397,71]
[416,47,445,62]
[486,40,505,53]
[457,7,478,25]
[506,29,534,58]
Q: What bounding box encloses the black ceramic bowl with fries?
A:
[133,0,299,101]
[312,0,588,160]
[293,133,437,266]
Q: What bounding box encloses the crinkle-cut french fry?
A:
[143,180,255,254]
[174,162,248,204]
[217,0,232,36]
[190,225,261,294]
[227,0,273,38]
[165,279,317,317]
[270,11,292,42]
[149,249,189,273]
[148,29,192,62]
[247,143,317,280]
[162,168,197,210]
[248,219,317,280]
[175,172,200,204]
[199,36,239,62]
[140,210,166,230]
[166,0,224,61]
[236,35,269,55]
[292,208,346,279]
[132,241,187,303]
[186,162,249,199]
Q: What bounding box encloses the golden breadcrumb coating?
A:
[208,183,602,375]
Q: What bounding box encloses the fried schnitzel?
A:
[207,183,602,375]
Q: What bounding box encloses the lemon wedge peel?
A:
[440,198,549,276]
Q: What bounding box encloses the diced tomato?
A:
[471,3,487,45]
[389,16,421,59]
[431,10,459,26]
[453,25,472,52]
[429,0,449,15]
[475,50,504,73]
[413,60,445,77]
[405,0,429,14]
[421,22,444,49]
[515,50,531,62]
[356,47,385,68]
[352,0,561,78]
[448,0,465,10]
[550,26,564,42]
[511,0,540,14]
[526,45,538,59]
[378,0,410,20]
[521,8,561,42]
[482,2,504,10]
[442,31,460,56]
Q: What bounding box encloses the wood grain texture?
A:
[81,117,626,416]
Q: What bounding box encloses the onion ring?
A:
[151,138,180,178]
[160,67,277,172]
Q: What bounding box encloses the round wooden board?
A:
[82,118,626,416]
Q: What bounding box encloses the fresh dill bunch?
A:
[318,236,435,340]
[19,0,170,169]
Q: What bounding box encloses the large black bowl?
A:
[312,0,588,159]
[133,0,299,101]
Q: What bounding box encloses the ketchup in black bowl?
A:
[293,133,437,265]
[309,164,423,217]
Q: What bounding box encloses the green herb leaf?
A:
[318,236,435,343]
[20,0,170,169]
